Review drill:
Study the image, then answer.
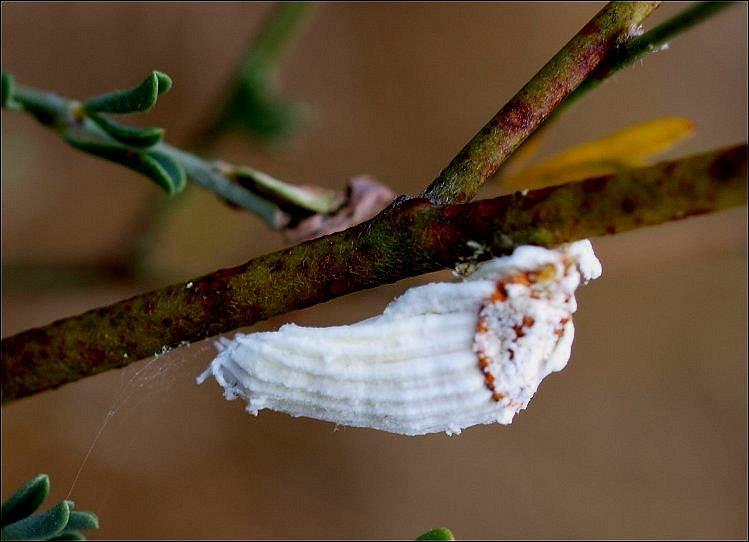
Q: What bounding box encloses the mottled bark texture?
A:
[423,1,661,204]
[2,144,746,403]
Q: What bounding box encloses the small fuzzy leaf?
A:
[154,71,172,95]
[50,531,86,541]
[415,527,455,541]
[1,474,50,527]
[501,116,695,190]
[88,112,164,148]
[233,165,342,214]
[63,131,185,194]
[64,511,98,532]
[1,72,15,108]
[83,71,161,114]
[0,500,70,541]
[145,150,187,193]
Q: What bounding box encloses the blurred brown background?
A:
[1,2,747,539]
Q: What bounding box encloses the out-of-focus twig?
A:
[192,1,317,147]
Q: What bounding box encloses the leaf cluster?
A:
[1,475,98,541]
[66,70,186,194]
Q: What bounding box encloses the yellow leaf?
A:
[502,116,695,190]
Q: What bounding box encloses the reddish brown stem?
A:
[423,1,661,204]
[2,144,746,404]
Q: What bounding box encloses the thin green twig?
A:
[6,81,338,228]
[2,3,320,289]
[130,2,318,277]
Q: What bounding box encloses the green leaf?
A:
[233,165,342,214]
[145,150,187,193]
[63,511,98,532]
[0,501,70,541]
[415,527,455,541]
[1,72,15,108]
[1,474,50,527]
[154,71,172,95]
[87,112,164,148]
[83,71,165,114]
[63,131,186,194]
[50,531,86,541]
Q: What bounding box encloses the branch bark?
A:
[2,144,746,404]
[497,2,736,177]
[423,1,661,204]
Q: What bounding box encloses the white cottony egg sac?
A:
[197,240,602,436]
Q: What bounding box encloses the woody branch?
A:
[4,2,747,404]
[2,144,746,403]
